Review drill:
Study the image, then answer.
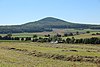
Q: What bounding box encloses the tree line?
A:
[0,34,100,44]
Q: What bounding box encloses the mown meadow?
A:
[0,29,100,67]
[0,41,100,67]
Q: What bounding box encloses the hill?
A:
[0,17,100,33]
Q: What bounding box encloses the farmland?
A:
[0,41,100,67]
[0,29,100,67]
[1,0,100,67]
[0,29,100,38]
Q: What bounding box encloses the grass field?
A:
[0,41,100,67]
[63,33,100,39]
[14,29,100,36]
[0,29,100,39]
[0,29,100,67]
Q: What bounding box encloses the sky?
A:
[0,0,100,25]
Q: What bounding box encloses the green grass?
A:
[0,29,100,67]
[0,42,100,67]
[63,33,100,39]
[0,29,100,38]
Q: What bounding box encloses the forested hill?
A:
[0,17,100,34]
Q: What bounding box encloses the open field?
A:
[63,33,100,39]
[0,29,100,38]
[0,41,100,67]
[0,29,100,67]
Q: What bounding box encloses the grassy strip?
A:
[1,46,100,64]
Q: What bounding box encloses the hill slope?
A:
[0,17,100,33]
[22,17,89,28]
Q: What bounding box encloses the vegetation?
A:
[0,42,100,67]
[0,32,100,44]
[0,17,100,33]
[0,27,100,67]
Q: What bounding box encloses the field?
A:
[0,29,100,67]
[0,41,100,67]
[0,29,100,38]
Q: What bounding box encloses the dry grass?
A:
[0,42,100,67]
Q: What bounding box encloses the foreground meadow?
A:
[0,41,100,67]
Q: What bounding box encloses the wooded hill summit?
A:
[0,17,100,33]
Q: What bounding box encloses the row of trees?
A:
[32,36,100,44]
[92,32,100,35]
[0,30,90,41]
[44,31,90,37]
[65,37,100,44]
[0,34,13,40]
[0,34,100,44]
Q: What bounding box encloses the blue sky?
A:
[0,0,100,25]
